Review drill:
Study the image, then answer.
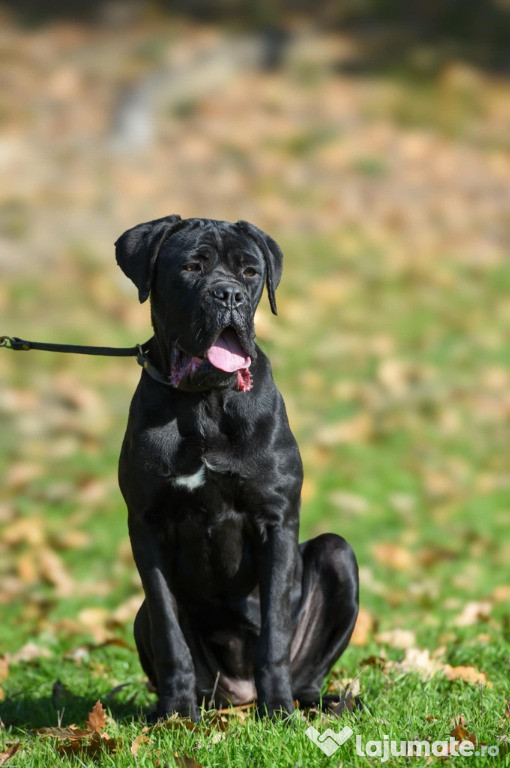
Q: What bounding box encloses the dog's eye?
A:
[243,267,257,277]
[183,263,201,272]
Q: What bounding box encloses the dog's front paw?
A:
[256,697,294,719]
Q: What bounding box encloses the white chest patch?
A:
[172,465,206,491]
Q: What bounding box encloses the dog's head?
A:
[115,216,283,392]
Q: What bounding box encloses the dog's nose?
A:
[211,283,244,309]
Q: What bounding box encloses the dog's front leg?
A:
[255,522,297,718]
[129,517,198,721]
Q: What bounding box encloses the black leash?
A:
[0,334,173,386]
[0,335,145,356]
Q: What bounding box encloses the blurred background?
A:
[0,0,509,687]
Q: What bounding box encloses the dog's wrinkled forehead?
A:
[115,215,283,314]
[160,220,263,268]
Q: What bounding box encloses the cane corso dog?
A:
[115,215,359,721]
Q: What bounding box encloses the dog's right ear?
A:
[115,214,183,302]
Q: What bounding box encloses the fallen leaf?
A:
[450,724,476,745]
[492,585,510,603]
[216,702,255,715]
[89,637,136,652]
[38,547,74,596]
[11,642,51,663]
[111,595,143,625]
[350,607,375,646]
[34,725,90,740]
[453,601,491,627]
[329,491,369,516]
[174,756,205,768]
[387,647,444,679]
[130,733,150,757]
[2,516,46,546]
[34,699,118,759]
[0,743,20,766]
[57,731,119,758]
[64,646,89,663]
[315,413,373,446]
[443,664,491,686]
[373,542,413,571]
[86,700,108,733]
[377,628,416,649]
[0,656,8,682]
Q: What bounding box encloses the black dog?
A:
[115,215,359,721]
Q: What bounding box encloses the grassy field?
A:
[0,14,509,768]
[1,229,509,766]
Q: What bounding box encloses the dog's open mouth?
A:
[170,327,252,392]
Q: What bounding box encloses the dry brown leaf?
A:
[0,743,20,766]
[373,542,413,571]
[330,491,369,516]
[15,552,38,584]
[453,601,491,627]
[315,413,373,446]
[111,595,144,625]
[130,733,150,757]
[2,516,46,546]
[350,607,375,646]
[78,607,110,642]
[443,664,491,687]
[35,700,117,759]
[11,642,51,663]
[216,702,255,716]
[174,756,205,768]
[34,725,90,740]
[86,700,108,733]
[53,529,92,550]
[57,731,119,758]
[450,724,476,745]
[89,637,136,652]
[360,654,387,669]
[388,647,444,679]
[377,628,416,649]
[38,547,74,597]
[0,656,8,682]
[63,646,89,664]
[6,461,42,490]
[492,585,510,603]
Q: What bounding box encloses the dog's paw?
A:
[256,697,294,720]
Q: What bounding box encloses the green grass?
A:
[1,232,509,766]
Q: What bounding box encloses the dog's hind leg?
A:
[290,533,359,705]
[134,600,157,689]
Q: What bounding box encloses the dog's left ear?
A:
[115,214,183,302]
[236,220,283,315]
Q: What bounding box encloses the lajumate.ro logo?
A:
[305,725,500,761]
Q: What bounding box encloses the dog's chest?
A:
[172,463,207,491]
[171,454,230,492]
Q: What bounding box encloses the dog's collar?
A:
[136,344,174,387]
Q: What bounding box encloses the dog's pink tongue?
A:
[207,328,251,373]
